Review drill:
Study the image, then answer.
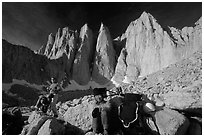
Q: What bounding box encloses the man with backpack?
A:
[91,88,112,135]
[91,86,157,135]
[48,77,62,117]
[91,88,124,135]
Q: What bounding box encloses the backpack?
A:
[118,93,145,134]
[39,96,51,113]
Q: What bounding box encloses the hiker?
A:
[47,77,62,117]
[91,88,111,135]
[34,93,54,114]
[91,87,124,135]
[35,77,62,117]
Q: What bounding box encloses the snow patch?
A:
[2,79,43,92]
[2,79,118,93]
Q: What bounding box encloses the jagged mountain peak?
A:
[48,33,55,42]
[92,22,116,85]
[97,23,112,50]
[56,28,61,38]
[140,11,154,20]
[99,22,105,32]
[124,11,163,40]
[62,27,69,36]
[81,23,89,32]
[79,23,91,39]
[133,11,158,26]
[99,23,113,35]
[98,23,111,39]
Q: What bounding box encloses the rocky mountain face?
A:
[2,11,202,88]
[92,23,116,85]
[112,12,202,85]
[38,27,79,80]
[169,17,202,59]
[72,24,94,85]
[2,39,48,84]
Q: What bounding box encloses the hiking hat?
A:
[93,88,107,97]
[143,102,156,113]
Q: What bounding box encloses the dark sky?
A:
[2,2,202,51]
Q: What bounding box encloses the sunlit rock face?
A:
[38,27,79,79]
[169,17,202,60]
[92,23,116,85]
[112,12,202,84]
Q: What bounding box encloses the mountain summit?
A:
[112,12,202,85]
[92,23,116,85]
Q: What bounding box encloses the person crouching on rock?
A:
[92,88,112,135]
[34,93,54,114]
[34,77,62,117]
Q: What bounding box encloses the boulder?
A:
[63,99,95,131]
[24,113,52,135]
[22,111,66,135]
[161,85,202,112]
[37,118,65,135]
[92,23,116,85]
[147,108,190,135]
